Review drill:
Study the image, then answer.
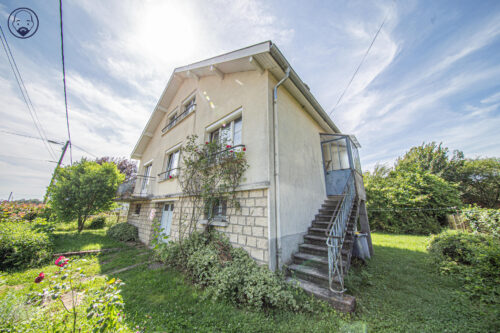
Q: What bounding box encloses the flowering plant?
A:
[28,257,125,332]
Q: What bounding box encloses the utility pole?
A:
[7,192,13,201]
[43,140,69,204]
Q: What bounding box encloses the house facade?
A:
[118,41,372,282]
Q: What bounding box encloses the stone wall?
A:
[126,188,269,265]
[126,200,162,244]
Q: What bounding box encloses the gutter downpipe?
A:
[272,67,290,270]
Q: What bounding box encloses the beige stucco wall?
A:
[135,70,270,198]
[271,75,328,267]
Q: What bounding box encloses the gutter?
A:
[272,67,290,269]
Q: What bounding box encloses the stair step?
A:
[293,252,348,270]
[293,252,328,266]
[299,243,328,256]
[304,234,328,246]
[308,228,355,238]
[288,264,339,288]
[286,277,355,313]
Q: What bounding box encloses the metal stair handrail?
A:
[326,172,356,293]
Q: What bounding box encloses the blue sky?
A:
[0,0,499,200]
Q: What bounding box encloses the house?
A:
[118,41,372,311]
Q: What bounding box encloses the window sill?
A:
[198,219,228,227]
[158,176,178,184]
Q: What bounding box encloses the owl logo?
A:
[8,8,39,39]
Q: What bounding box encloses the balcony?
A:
[161,104,196,134]
[157,168,180,182]
[116,175,156,200]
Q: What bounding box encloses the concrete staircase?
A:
[286,195,358,312]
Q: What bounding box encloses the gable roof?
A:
[131,41,340,159]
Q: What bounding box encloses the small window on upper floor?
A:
[168,112,177,125]
[184,96,196,114]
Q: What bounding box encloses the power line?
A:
[59,0,73,165]
[328,15,388,116]
[71,143,97,158]
[0,128,97,157]
[0,128,64,145]
[0,24,57,160]
[0,154,58,163]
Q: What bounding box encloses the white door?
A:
[160,203,174,243]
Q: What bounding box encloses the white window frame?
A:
[165,150,180,179]
[182,91,196,114]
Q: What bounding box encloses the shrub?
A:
[365,169,461,234]
[107,222,138,242]
[427,230,500,304]
[0,219,53,270]
[154,230,314,311]
[89,216,106,229]
[460,206,500,238]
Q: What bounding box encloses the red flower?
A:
[34,272,45,283]
[55,256,68,267]
[226,145,231,148]
[205,141,209,144]
[169,175,172,179]
[242,147,246,151]
[230,150,234,153]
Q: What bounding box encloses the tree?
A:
[49,159,125,232]
[459,158,500,208]
[395,142,464,182]
[95,157,137,181]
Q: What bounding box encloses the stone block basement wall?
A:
[126,189,269,265]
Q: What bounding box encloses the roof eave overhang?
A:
[130,41,341,160]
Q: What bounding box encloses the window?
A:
[184,96,196,114]
[140,164,152,194]
[134,203,141,215]
[164,150,180,179]
[210,117,242,146]
[167,111,177,126]
[204,198,227,220]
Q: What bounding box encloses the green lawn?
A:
[1,230,497,332]
[347,233,498,332]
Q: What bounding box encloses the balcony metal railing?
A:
[157,168,180,181]
[116,175,156,199]
[161,104,196,133]
[207,144,246,163]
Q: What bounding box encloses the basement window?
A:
[134,204,141,215]
[204,198,227,221]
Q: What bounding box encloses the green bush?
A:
[427,230,500,304]
[365,168,461,234]
[106,222,138,242]
[460,206,500,238]
[89,216,106,229]
[154,231,314,311]
[0,219,53,270]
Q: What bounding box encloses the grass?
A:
[346,233,499,332]
[1,228,498,332]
